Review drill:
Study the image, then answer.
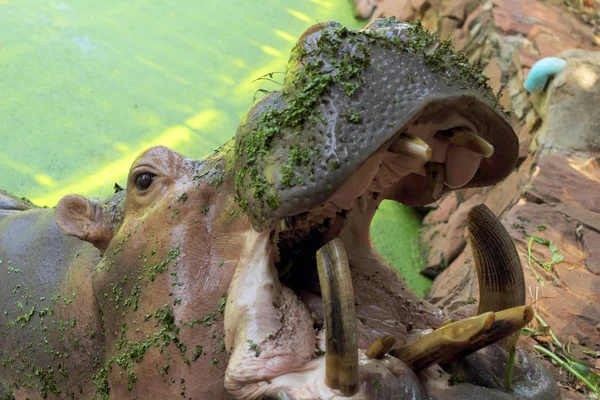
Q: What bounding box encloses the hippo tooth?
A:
[357,195,368,214]
[435,128,494,159]
[382,150,429,182]
[366,335,396,360]
[319,207,338,220]
[332,197,355,211]
[389,133,432,161]
[467,204,527,390]
[280,218,292,232]
[367,178,385,193]
[373,163,398,190]
[394,305,532,371]
[315,238,359,397]
[444,144,482,189]
[467,204,526,316]
[425,162,445,200]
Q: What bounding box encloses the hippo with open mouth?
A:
[0,18,558,399]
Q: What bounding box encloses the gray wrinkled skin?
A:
[0,190,33,212]
[235,18,517,231]
[444,346,559,399]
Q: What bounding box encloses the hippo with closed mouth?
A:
[0,18,558,399]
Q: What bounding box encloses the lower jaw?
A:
[224,197,536,399]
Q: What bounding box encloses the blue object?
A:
[524,57,567,94]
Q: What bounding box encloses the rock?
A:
[423,193,459,225]
[537,50,600,152]
[421,7,439,31]
[581,226,600,275]
[439,17,460,40]
[429,151,600,351]
[371,0,416,21]
[420,195,482,278]
[427,250,478,320]
[353,0,385,19]
[410,0,430,13]
[484,58,503,91]
[517,134,531,163]
[443,0,478,21]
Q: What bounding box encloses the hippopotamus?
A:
[0,18,558,399]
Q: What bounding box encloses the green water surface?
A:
[0,0,431,294]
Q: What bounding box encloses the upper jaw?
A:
[233,18,516,232]
[273,109,499,238]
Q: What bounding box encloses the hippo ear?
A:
[55,194,113,253]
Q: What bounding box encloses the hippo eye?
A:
[135,173,156,191]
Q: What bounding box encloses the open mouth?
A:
[222,17,529,399]
[223,122,529,399]
[275,104,497,275]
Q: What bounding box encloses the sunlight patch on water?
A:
[286,8,313,22]
[259,44,283,57]
[273,29,297,43]
[30,110,221,206]
[185,109,221,130]
[309,0,333,8]
[33,174,55,188]
[113,143,131,154]
[137,57,190,85]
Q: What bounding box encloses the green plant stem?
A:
[527,237,545,286]
[532,307,563,348]
[532,345,600,395]
[505,346,515,391]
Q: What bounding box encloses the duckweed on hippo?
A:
[0,18,558,399]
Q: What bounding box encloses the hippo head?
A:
[55,18,557,399]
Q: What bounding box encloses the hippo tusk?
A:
[467,204,527,390]
[366,335,397,360]
[316,238,359,397]
[435,128,495,159]
[396,311,494,370]
[426,162,445,200]
[468,204,526,320]
[388,133,432,162]
[395,305,532,371]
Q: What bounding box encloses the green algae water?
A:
[0,0,431,294]
[370,201,431,295]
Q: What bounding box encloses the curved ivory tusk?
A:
[468,204,528,390]
[467,205,526,331]
[396,312,495,370]
[435,128,495,158]
[395,305,533,371]
[316,238,359,397]
[366,335,397,360]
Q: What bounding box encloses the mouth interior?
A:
[224,111,496,397]
[273,109,491,295]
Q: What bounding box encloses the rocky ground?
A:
[354,0,600,397]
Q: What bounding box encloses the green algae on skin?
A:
[234,18,501,228]
[1,285,103,398]
[280,146,316,188]
[234,24,373,225]
[91,294,228,394]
